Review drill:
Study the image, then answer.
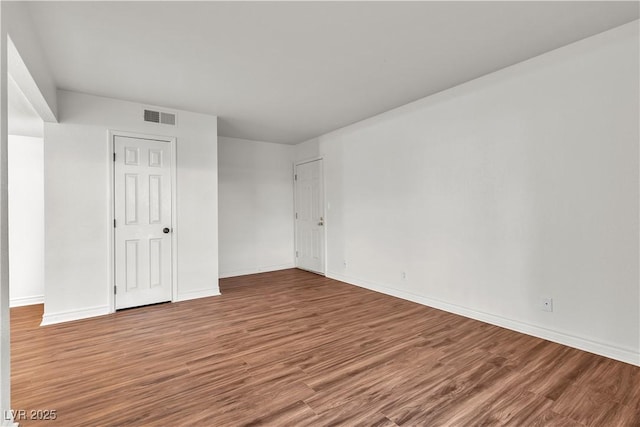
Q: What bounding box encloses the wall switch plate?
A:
[541,297,553,312]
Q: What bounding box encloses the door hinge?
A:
[113,219,116,228]
[295,212,298,219]
[294,174,297,181]
[114,285,117,295]
[113,152,116,162]
[296,251,299,258]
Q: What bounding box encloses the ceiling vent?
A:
[143,108,177,126]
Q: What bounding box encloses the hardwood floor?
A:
[10,269,640,426]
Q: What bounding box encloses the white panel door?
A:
[295,159,324,274]
[114,136,172,309]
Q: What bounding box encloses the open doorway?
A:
[2,20,59,425]
[7,71,44,308]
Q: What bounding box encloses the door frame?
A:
[107,130,178,313]
[293,156,326,275]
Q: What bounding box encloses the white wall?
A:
[294,139,320,163]
[0,4,10,423]
[218,137,295,278]
[307,21,640,365]
[43,90,219,325]
[8,135,44,307]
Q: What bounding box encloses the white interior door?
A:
[295,159,325,274]
[114,135,172,309]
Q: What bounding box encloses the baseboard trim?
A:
[40,305,111,326]
[10,295,44,308]
[219,263,296,279]
[175,288,221,302]
[328,271,640,367]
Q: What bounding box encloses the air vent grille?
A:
[143,108,176,126]
[144,109,160,123]
[160,112,176,125]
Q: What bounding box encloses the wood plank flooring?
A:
[10,269,640,426]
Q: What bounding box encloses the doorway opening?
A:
[7,56,45,309]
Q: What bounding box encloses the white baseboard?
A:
[175,288,221,302]
[328,271,640,367]
[40,305,111,326]
[219,263,296,279]
[10,295,44,308]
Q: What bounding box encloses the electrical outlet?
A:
[401,271,407,280]
[343,260,347,268]
[541,297,553,312]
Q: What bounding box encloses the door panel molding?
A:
[108,130,177,313]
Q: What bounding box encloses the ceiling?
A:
[26,1,639,144]
[8,74,43,138]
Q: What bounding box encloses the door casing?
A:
[108,130,178,313]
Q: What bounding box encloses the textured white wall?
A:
[43,90,218,324]
[218,137,295,278]
[308,22,639,365]
[8,135,44,307]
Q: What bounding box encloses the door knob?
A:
[163,227,171,234]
